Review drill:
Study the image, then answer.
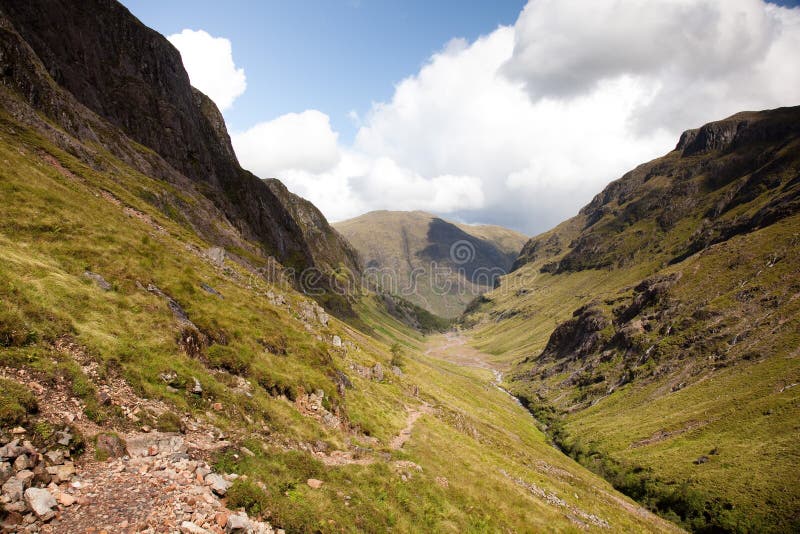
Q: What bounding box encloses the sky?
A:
[122,0,800,235]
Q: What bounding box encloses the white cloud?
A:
[232,0,800,234]
[233,110,340,175]
[168,29,246,111]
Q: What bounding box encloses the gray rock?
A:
[200,282,222,298]
[372,363,384,382]
[15,470,34,487]
[225,513,249,532]
[205,473,232,496]
[83,270,112,290]
[0,440,24,459]
[55,430,73,447]
[206,247,226,266]
[44,450,64,465]
[332,335,342,348]
[191,377,203,395]
[2,477,24,502]
[391,366,403,376]
[24,488,57,521]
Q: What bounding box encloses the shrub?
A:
[0,377,38,426]
[156,411,183,433]
[227,479,269,516]
[207,343,250,375]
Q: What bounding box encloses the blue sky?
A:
[121,0,526,141]
[120,1,800,233]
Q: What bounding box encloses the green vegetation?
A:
[463,109,800,532]
[0,107,676,532]
[0,377,38,426]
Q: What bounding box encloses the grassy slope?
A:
[0,110,676,532]
[462,110,800,532]
[334,210,527,318]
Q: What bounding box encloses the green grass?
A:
[462,126,800,532]
[0,108,679,532]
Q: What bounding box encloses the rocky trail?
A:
[0,339,437,533]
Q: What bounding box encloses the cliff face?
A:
[0,0,359,288]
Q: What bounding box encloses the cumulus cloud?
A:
[168,29,246,111]
[233,110,341,175]
[233,0,800,234]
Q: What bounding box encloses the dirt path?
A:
[389,404,434,450]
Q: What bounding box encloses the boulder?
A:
[24,487,57,521]
[83,270,112,290]
[12,453,29,471]
[225,513,249,532]
[205,473,232,496]
[2,477,24,502]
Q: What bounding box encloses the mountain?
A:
[463,106,800,532]
[0,0,359,299]
[0,1,678,532]
[334,210,527,318]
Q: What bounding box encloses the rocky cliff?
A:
[0,0,359,289]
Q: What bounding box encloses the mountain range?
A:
[0,0,797,532]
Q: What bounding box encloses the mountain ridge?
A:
[335,210,528,318]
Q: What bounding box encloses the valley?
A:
[1,1,798,532]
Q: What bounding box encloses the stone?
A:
[391,366,403,376]
[57,491,76,506]
[97,391,113,406]
[205,473,232,496]
[56,430,73,447]
[332,335,342,348]
[212,402,223,412]
[83,270,112,291]
[0,462,12,484]
[372,363,384,382]
[24,487,57,521]
[225,513,249,532]
[180,520,210,534]
[191,377,203,395]
[48,463,75,483]
[44,450,64,465]
[13,454,30,471]
[206,247,226,266]
[10,428,25,436]
[306,478,324,489]
[2,477,24,502]
[15,470,34,487]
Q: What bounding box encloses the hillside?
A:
[334,211,527,318]
[463,106,800,532]
[0,1,678,532]
[0,0,360,299]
